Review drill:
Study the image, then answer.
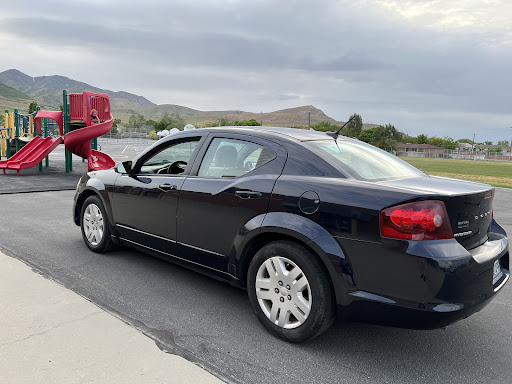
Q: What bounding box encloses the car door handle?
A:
[159,183,177,191]
[235,190,262,199]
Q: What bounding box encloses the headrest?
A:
[214,145,237,167]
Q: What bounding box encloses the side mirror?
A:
[120,161,132,174]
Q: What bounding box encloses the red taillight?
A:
[380,200,453,240]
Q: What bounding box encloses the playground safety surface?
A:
[0,138,152,194]
[0,157,87,194]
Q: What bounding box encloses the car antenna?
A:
[326,115,356,140]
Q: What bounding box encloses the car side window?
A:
[139,139,200,175]
[198,138,276,178]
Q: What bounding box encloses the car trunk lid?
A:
[378,176,494,249]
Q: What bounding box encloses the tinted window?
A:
[306,139,424,181]
[198,138,276,178]
[139,139,199,174]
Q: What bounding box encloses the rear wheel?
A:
[247,240,335,342]
[81,195,115,253]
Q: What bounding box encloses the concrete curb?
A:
[0,251,223,384]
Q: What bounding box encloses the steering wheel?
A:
[157,160,187,174]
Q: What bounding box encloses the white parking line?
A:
[121,145,128,153]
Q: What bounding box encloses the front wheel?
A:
[247,241,335,342]
[81,195,116,253]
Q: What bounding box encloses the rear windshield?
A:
[306,139,424,181]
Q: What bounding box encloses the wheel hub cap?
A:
[83,203,104,246]
[255,256,312,329]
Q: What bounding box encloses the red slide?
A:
[64,118,116,171]
[0,136,64,175]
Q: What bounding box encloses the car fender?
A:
[236,212,353,306]
[76,175,116,235]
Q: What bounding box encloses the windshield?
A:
[306,139,425,181]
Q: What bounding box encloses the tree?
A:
[126,114,146,129]
[429,137,444,146]
[371,124,403,150]
[145,119,158,128]
[457,138,473,144]
[218,117,232,126]
[341,113,362,138]
[310,121,338,132]
[358,127,377,143]
[416,134,428,144]
[233,119,261,126]
[484,140,493,145]
[150,113,185,131]
[497,140,510,147]
[112,118,122,128]
[28,101,38,114]
[204,117,233,127]
[148,130,158,139]
[165,114,185,130]
[442,136,457,150]
[401,134,417,144]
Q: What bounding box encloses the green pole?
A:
[63,90,72,173]
[35,106,43,171]
[44,118,49,167]
[14,108,19,153]
[68,106,72,172]
[5,109,10,159]
[35,106,40,137]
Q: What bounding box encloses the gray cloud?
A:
[0,0,510,142]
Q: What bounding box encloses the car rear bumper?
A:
[339,232,509,329]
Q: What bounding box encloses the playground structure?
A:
[0,90,116,175]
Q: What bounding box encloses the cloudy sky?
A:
[0,0,511,142]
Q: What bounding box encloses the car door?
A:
[111,135,205,254]
[176,133,287,272]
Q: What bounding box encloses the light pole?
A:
[509,127,512,157]
[472,133,476,159]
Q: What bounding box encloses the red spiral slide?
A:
[64,118,116,171]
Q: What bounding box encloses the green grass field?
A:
[400,157,512,189]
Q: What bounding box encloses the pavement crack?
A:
[0,310,103,348]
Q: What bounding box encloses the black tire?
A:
[80,195,116,253]
[247,240,335,342]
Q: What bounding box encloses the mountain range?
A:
[0,69,372,128]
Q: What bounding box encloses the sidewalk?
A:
[0,251,223,384]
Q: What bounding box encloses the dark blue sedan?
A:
[73,127,509,342]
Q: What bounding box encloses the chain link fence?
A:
[397,148,512,162]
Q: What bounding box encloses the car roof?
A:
[188,126,343,142]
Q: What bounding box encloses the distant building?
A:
[397,143,444,158]
[458,143,474,151]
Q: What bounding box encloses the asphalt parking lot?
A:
[0,140,511,383]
